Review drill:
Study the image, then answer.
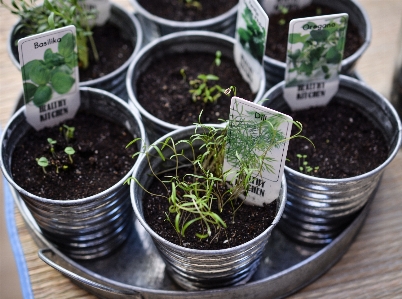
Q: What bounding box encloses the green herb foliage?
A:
[1,0,98,69]
[126,106,307,242]
[287,16,347,83]
[237,4,266,62]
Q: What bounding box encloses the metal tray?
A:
[11,183,372,299]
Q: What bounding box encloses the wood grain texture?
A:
[1,0,402,298]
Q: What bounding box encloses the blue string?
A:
[4,175,34,299]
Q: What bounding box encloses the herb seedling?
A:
[47,138,57,157]
[296,154,319,175]
[180,0,202,10]
[277,5,289,26]
[62,124,75,142]
[64,146,75,163]
[36,157,49,173]
[189,74,224,103]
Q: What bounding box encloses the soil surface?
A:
[137,0,237,21]
[284,101,389,179]
[266,4,364,62]
[142,167,277,250]
[79,21,135,81]
[11,112,138,200]
[135,52,255,126]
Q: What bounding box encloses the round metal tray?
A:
[10,183,373,299]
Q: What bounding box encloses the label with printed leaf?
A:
[223,97,293,206]
[283,13,348,111]
[234,0,268,93]
[18,25,80,131]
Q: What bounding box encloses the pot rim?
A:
[130,0,238,28]
[126,30,267,132]
[130,124,287,254]
[263,75,402,183]
[0,87,147,205]
[7,3,143,86]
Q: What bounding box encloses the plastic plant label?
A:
[260,0,312,14]
[18,25,80,131]
[234,0,268,93]
[283,13,348,111]
[223,97,293,206]
[80,0,110,26]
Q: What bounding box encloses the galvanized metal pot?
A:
[7,3,143,100]
[261,75,401,245]
[259,0,371,89]
[129,0,238,43]
[130,125,287,290]
[0,88,147,259]
[126,30,266,142]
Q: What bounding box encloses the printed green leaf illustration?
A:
[286,16,348,86]
[237,4,266,62]
[21,32,77,107]
[33,85,53,106]
[51,72,75,94]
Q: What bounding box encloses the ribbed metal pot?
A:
[126,30,267,142]
[7,3,143,100]
[0,88,147,259]
[261,75,401,245]
[259,0,371,89]
[129,0,238,43]
[130,125,287,290]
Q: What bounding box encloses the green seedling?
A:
[189,74,224,103]
[237,4,266,61]
[214,50,222,67]
[297,154,319,175]
[47,138,57,157]
[180,0,202,10]
[278,5,289,26]
[64,146,75,163]
[62,124,75,142]
[36,156,49,173]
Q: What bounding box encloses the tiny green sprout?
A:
[180,68,187,82]
[224,85,237,97]
[47,138,57,157]
[36,157,49,173]
[189,74,224,103]
[64,146,75,164]
[297,154,319,175]
[63,124,75,142]
[183,0,202,10]
[316,7,322,15]
[278,5,289,26]
[214,50,222,67]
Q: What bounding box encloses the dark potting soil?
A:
[11,112,137,200]
[266,5,364,62]
[137,0,237,21]
[285,101,389,179]
[142,168,277,250]
[135,52,255,126]
[78,21,135,81]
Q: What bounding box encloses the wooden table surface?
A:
[1,0,402,298]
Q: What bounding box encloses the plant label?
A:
[283,13,348,111]
[259,0,312,14]
[234,0,268,93]
[223,97,293,206]
[80,0,111,26]
[18,25,80,131]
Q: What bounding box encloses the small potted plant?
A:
[128,100,306,289]
[129,0,238,42]
[0,87,147,259]
[261,75,401,245]
[126,30,266,142]
[3,0,143,99]
[258,0,371,88]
